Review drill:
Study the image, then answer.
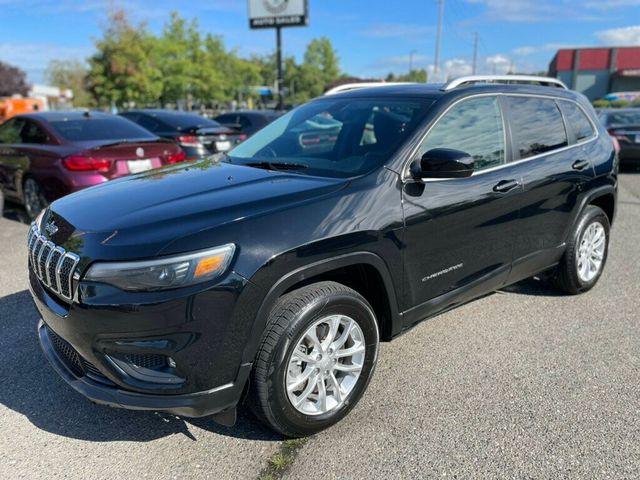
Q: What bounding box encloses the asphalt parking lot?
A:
[1,173,638,479]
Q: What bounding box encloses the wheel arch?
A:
[241,252,401,365]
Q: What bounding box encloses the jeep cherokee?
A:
[27,76,617,437]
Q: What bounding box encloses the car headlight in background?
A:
[84,244,236,291]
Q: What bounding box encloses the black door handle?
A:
[493,179,520,193]
[572,159,590,171]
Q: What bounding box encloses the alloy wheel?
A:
[576,221,606,283]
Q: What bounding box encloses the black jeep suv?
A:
[28,77,617,437]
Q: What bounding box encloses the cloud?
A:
[585,0,640,8]
[512,43,584,57]
[363,23,434,38]
[595,25,640,46]
[464,0,556,22]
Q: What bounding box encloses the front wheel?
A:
[553,205,610,294]
[249,281,379,437]
[23,177,48,220]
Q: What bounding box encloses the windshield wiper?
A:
[245,161,308,171]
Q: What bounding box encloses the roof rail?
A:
[442,75,568,91]
[324,82,415,96]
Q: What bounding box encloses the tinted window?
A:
[228,98,433,178]
[135,115,164,133]
[238,115,253,128]
[605,110,640,127]
[419,96,505,171]
[0,118,25,144]
[156,112,220,130]
[506,97,568,159]
[560,102,595,142]
[21,120,49,144]
[48,117,157,142]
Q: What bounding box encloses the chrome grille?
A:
[27,224,80,302]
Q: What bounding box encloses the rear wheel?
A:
[553,205,610,294]
[23,177,48,220]
[249,281,379,437]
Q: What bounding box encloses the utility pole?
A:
[409,49,417,73]
[434,0,444,75]
[276,26,283,110]
[472,32,478,75]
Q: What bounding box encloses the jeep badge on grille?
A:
[45,221,58,236]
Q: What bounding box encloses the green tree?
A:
[87,9,162,108]
[386,69,428,83]
[45,60,94,107]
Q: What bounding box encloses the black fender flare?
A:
[566,184,617,240]
[240,251,401,364]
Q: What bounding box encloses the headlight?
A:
[84,244,236,291]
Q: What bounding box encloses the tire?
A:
[23,177,48,220]
[249,281,379,437]
[553,205,610,295]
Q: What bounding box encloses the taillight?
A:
[238,133,248,142]
[176,135,200,147]
[608,129,630,142]
[63,155,111,172]
[166,149,186,164]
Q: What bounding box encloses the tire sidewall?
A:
[266,291,379,436]
[569,207,610,292]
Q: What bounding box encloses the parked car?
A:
[120,110,243,160]
[0,112,186,218]
[214,110,282,138]
[599,108,640,168]
[28,76,616,437]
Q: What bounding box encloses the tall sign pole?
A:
[248,1,309,109]
[434,0,444,75]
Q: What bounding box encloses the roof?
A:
[19,111,114,122]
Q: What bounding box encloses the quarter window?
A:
[559,101,595,143]
[21,120,49,144]
[505,97,568,159]
[418,96,505,171]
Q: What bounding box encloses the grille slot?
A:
[48,327,84,377]
[124,353,167,370]
[27,224,79,302]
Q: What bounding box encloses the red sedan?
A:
[0,111,186,218]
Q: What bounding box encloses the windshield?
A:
[160,113,221,130]
[226,97,433,178]
[607,110,640,126]
[49,117,157,142]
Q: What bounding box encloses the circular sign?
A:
[263,0,289,15]
[136,147,145,158]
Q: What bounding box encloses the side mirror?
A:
[410,148,474,179]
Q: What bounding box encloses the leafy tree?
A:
[0,61,30,96]
[87,9,162,108]
[386,69,428,83]
[45,60,94,107]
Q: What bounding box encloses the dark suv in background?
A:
[28,76,616,437]
[120,110,244,160]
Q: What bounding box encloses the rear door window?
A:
[21,120,49,144]
[559,101,595,143]
[505,97,568,160]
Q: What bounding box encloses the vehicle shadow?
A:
[500,277,564,297]
[0,290,281,443]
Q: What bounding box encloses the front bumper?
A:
[38,320,250,417]
[28,258,262,417]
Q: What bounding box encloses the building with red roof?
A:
[548,47,640,100]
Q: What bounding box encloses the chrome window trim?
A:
[401,92,600,183]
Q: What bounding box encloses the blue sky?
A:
[1,0,639,84]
